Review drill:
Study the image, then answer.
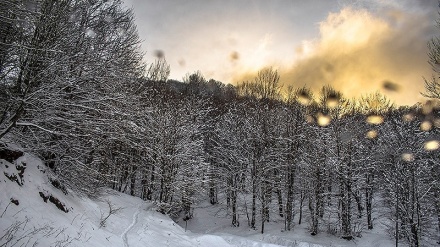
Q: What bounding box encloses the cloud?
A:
[234,6,435,105]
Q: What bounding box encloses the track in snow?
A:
[122,204,142,247]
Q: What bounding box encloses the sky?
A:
[124,0,439,105]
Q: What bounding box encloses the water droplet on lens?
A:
[420,121,432,131]
[297,89,312,106]
[366,130,378,139]
[154,50,164,58]
[317,113,331,127]
[401,152,414,162]
[326,93,339,108]
[403,113,415,122]
[230,51,239,61]
[382,81,400,92]
[424,140,439,151]
[367,115,384,125]
[434,118,440,128]
[85,28,96,38]
[422,100,435,115]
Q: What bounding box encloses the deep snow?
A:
[0,146,397,247]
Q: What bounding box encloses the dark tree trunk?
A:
[309,193,318,235]
[264,179,271,222]
[141,172,147,200]
[229,176,239,227]
[354,190,363,219]
[159,177,165,202]
[298,190,304,225]
[130,165,137,196]
[341,144,353,240]
[341,179,352,239]
[435,188,440,244]
[286,164,294,230]
[146,165,155,200]
[366,173,373,229]
[209,159,218,205]
[251,161,257,229]
[274,169,284,218]
[232,187,239,227]
[209,174,218,205]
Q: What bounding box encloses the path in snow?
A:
[122,203,142,247]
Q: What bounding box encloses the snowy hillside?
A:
[0,145,400,247]
[0,146,290,247]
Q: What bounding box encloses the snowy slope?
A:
[0,146,398,247]
[0,147,287,247]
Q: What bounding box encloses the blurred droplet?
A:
[420,121,432,131]
[326,98,339,108]
[178,59,186,67]
[326,93,339,108]
[424,140,439,151]
[422,100,437,115]
[154,50,164,59]
[403,113,415,122]
[434,118,440,128]
[317,113,331,127]
[366,130,378,139]
[401,152,414,162]
[230,51,239,61]
[325,64,333,73]
[85,28,96,38]
[306,115,314,124]
[366,115,384,125]
[382,81,400,92]
[298,92,311,105]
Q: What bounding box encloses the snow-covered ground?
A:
[176,199,397,247]
[0,147,397,247]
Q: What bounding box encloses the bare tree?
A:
[237,67,280,100]
[422,12,440,99]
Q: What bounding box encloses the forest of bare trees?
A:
[0,1,439,247]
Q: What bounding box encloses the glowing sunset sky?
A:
[125,0,438,105]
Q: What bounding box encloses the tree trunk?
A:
[435,188,440,244]
[341,177,352,240]
[286,164,294,230]
[209,170,218,204]
[298,190,304,225]
[366,173,373,229]
[230,176,239,227]
[354,189,363,219]
[251,161,257,229]
[232,186,239,227]
[146,165,155,200]
[274,169,284,218]
[309,193,318,235]
[141,172,147,200]
[130,165,137,196]
[264,179,271,222]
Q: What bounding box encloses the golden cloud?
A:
[234,7,434,105]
